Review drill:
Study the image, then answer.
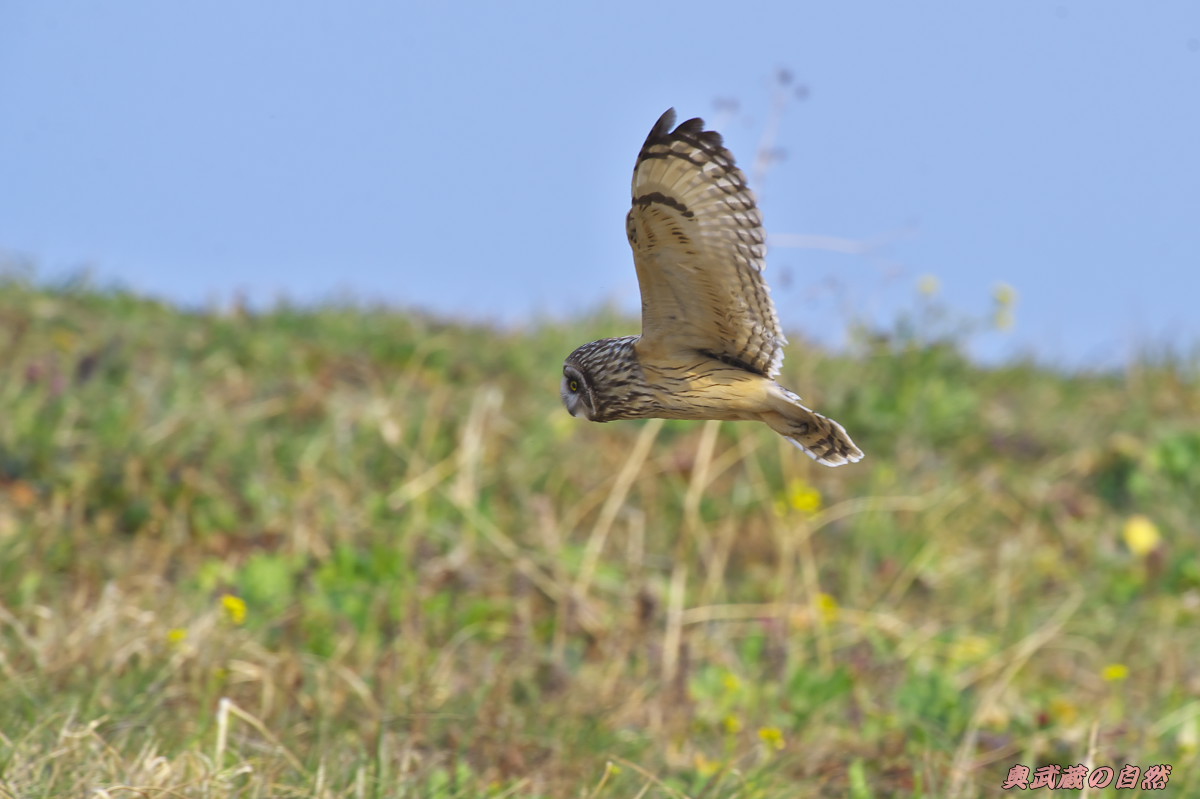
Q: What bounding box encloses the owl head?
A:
[561,335,643,422]
[560,362,595,419]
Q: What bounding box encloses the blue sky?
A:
[2,2,1197,367]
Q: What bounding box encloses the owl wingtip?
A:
[785,436,866,467]
[653,108,677,136]
[643,108,722,154]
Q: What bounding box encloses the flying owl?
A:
[560,109,863,466]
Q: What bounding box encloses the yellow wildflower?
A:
[721,671,742,695]
[1049,697,1079,725]
[694,753,720,777]
[992,282,1018,330]
[167,628,188,645]
[786,478,822,514]
[993,282,1017,306]
[758,726,785,750]
[817,592,839,624]
[947,633,991,667]
[1101,663,1129,682]
[1122,515,1161,557]
[917,274,941,297]
[220,593,247,626]
[722,715,743,735]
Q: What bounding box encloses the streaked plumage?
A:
[562,109,863,466]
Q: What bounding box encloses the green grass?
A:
[0,274,1197,797]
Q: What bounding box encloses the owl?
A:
[561,109,863,466]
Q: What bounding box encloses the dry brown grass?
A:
[1,278,1198,797]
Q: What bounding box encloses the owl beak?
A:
[562,394,590,420]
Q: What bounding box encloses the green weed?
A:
[0,273,1197,797]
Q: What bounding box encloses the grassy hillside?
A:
[1,276,1197,798]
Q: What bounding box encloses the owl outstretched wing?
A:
[626,109,785,378]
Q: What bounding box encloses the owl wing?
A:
[626,109,785,378]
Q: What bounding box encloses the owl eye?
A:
[569,379,580,393]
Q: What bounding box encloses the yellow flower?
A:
[785,479,822,515]
[1101,663,1129,682]
[993,282,1017,307]
[758,726,785,750]
[694,753,720,778]
[722,715,743,735]
[917,274,941,297]
[220,593,247,625]
[817,592,839,624]
[1122,515,1161,557]
[721,671,742,695]
[1049,697,1079,725]
[167,628,188,645]
[992,283,1018,330]
[947,633,992,667]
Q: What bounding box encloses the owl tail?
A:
[763,386,864,467]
